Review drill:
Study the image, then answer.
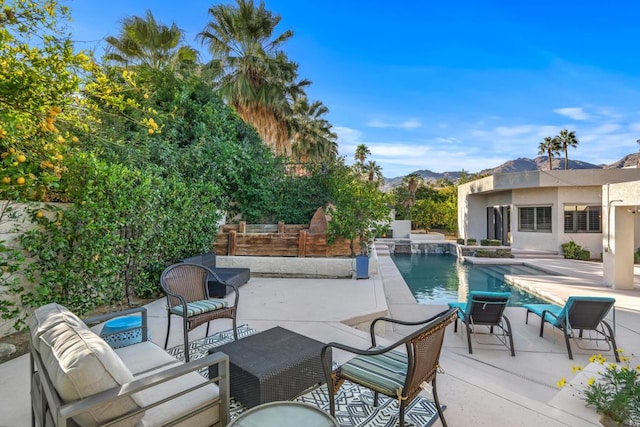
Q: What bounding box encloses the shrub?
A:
[558,353,640,426]
[18,154,222,317]
[480,239,501,246]
[561,240,590,261]
[474,249,512,258]
[456,238,465,245]
[466,238,477,245]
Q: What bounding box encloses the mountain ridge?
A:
[385,152,640,187]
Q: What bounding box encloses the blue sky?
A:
[69,1,640,178]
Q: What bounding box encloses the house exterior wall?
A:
[555,186,603,257]
[603,180,640,289]
[511,187,560,252]
[458,169,640,256]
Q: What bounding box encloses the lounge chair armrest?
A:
[57,351,230,424]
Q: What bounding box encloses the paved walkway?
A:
[1,246,639,426]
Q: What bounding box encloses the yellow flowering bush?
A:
[558,351,640,426]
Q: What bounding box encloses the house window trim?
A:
[518,205,552,233]
[564,204,602,234]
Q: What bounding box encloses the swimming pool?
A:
[391,253,551,306]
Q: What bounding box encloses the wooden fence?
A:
[214,220,356,257]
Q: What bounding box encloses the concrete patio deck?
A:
[1,245,639,426]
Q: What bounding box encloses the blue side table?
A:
[100,316,149,349]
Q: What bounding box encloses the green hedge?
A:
[561,241,590,261]
[480,239,501,246]
[19,154,222,316]
[474,249,512,258]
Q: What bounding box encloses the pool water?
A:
[391,253,551,306]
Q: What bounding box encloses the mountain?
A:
[479,156,602,176]
[385,153,637,187]
[604,152,640,169]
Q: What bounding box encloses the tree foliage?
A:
[326,158,392,257]
[0,0,380,326]
[104,10,198,70]
[538,136,560,171]
[198,0,305,156]
[19,155,223,318]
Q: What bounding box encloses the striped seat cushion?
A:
[170,299,228,317]
[338,347,407,397]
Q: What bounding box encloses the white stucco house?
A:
[457,168,640,289]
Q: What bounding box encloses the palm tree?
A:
[402,173,421,210]
[538,136,560,170]
[363,160,383,182]
[354,144,371,163]
[198,0,302,156]
[104,10,198,70]
[290,97,337,163]
[556,129,579,170]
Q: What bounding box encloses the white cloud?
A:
[592,123,621,134]
[372,143,432,157]
[365,119,422,129]
[494,125,533,137]
[434,136,462,144]
[366,119,390,128]
[400,120,422,129]
[595,107,623,120]
[334,126,362,144]
[334,107,639,179]
[553,107,590,120]
[469,129,489,138]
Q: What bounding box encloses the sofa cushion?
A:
[117,341,221,426]
[29,303,87,353]
[115,341,180,376]
[37,316,145,426]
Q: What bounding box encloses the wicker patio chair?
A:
[161,262,239,362]
[321,307,457,427]
[448,291,515,356]
[524,296,618,361]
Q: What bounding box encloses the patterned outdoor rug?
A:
[167,326,443,427]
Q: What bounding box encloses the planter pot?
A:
[600,414,628,427]
[355,255,369,279]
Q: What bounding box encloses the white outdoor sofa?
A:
[29,303,229,426]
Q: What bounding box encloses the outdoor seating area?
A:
[9,251,640,427]
[29,303,231,426]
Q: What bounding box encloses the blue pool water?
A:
[391,253,551,306]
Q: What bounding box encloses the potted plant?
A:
[558,353,640,426]
[326,167,392,278]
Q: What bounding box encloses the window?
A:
[518,206,552,232]
[564,205,601,233]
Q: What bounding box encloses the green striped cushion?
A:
[170,299,228,317]
[338,347,407,397]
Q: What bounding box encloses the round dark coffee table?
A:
[228,401,339,427]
